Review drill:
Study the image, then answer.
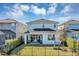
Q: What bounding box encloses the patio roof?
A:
[0,30,16,34]
[71,29,79,31]
[25,31,30,33]
[33,28,55,31]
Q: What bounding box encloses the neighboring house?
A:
[0,19,27,39]
[59,20,79,41]
[0,31,5,49]
[24,19,60,45]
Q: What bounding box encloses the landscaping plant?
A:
[66,38,79,52]
[4,39,22,53]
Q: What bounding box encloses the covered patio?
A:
[24,30,60,45]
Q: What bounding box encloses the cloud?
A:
[11,10,24,17]
[4,4,58,17]
[12,4,30,11]
[5,10,23,18]
[61,5,71,15]
[20,5,30,12]
[47,3,57,14]
[47,7,56,14]
[4,4,30,17]
[31,5,46,15]
[54,16,71,24]
[30,4,57,15]
[5,4,47,17]
[12,4,20,10]
[48,16,71,24]
[61,4,79,16]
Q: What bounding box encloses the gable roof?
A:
[0,18,16,23]
[27,19,58,24]
[60,20,79,26]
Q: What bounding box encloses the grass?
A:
[16,46,78,56]
[0,52,1,55]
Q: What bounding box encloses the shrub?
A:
[66,38,79,52]
[4,39,22,53]
[66,38,73,48]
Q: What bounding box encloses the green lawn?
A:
[15,45,78,56]
[0,52,1,55]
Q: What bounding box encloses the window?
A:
[54,24,56,28]
[42,24,45,28]
[52,35,55,40]
[27,35,28,40]
[48,34,55,40]
[5,33,9,39]
[11,23,15,27]
[72,34,77,39]
[11,23,16,30]
[5,33,11,39]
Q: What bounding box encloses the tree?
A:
[59,29,67,46]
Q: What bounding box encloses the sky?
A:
[0,3,79,24]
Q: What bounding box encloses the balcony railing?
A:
[0,27,16,32]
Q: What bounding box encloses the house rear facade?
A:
[24,19,60,45]
[0,19,27,39]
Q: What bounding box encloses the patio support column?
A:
[42,35,45,44]
[28,35,30,40]
[42,33,47,44]
[24,34,27,44]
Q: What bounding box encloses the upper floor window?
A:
[11,23,16,30]
[11,23,16,27]
[42,24,45,28]
[54,24,56,28]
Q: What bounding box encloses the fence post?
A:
[32,47,33,56]
[38,47,39,56]
[18,47,19,55]
[58,45,59,56]
[77,46,79,56]
[45,47,46,56]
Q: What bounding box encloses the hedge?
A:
[66,38,73,48]
[66,38,79,49]
[4,39,22,53]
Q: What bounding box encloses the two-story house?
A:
[0,31,5,49]
[0,19,27,39]
[24,19,60,45]
[59,20,79,41]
